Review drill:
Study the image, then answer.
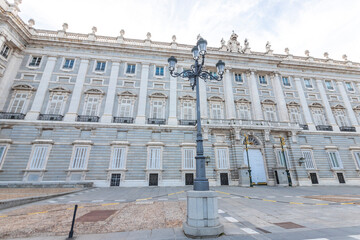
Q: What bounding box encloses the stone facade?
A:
[0,1,360,187]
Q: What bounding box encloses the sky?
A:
[16,0,360,62]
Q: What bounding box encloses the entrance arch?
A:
[243,135,267,184]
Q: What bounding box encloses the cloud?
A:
[17,0,360,62]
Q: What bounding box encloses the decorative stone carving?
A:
[243,38,251,54]
[172,35,176,42]
[219,38,227,51]
[120,29,125,37]
[91,26,97,34]
[28,19,35,28]
[342,54,348,61]
[305,50,314,61]
[265,41,273,55]
[285,48,290,55]
[62,23,68,32]
[146,32,151,40]
[226,31,241,53]
[324,52,329,59]
[117,29,125,43]
[264,130,270,141]
[305,50,310,57]
[14,0,22,6]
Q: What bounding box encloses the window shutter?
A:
[112,147,126,169]
[302,150,315,169]
[184,148,195,169]
[29,146,48,169]
[72,147,88,169]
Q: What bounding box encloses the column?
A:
[168,72,178,125]
[63,59,89,122]
[248,71,263,120]
[25,56,57,120]
[316,79,339,131]
[271,73,289,122]
[199,75,208,119]
[100,62,120,123]
[135,63,150,124]
[223,69,236,119]
[0,52,24,110]
[294,77,315,130]
[337,81,359,127]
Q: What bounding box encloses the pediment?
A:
[149,92,167,98]
[208,96,224,102]
[309,102,323,108]
[179,95,196,100]
[262,99,276,105]
[12,84,35,91]
[287,101,300,106]
[84,88,104,95]
[118,91,137,97]
[49,86,71,93]
[331,104,345,109]
[235,98,250,103]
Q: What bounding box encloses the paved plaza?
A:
[2,186,360,239]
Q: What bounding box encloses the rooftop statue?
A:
[227,31,241,53]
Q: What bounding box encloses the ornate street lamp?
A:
[168,38,225,191]
[244,134,254,187]
[280,136,292,186]
[168,37,225,237]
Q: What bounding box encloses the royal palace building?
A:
[0,1,360,187]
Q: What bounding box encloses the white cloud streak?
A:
[17,0,360,62]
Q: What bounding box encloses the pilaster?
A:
[0,52,24,111]
[223,68,236,119]
[168,73,178,125]
[63,59,89,122]
[135,63,150,124]
[294,77,315,130]
[336,81,359,127]
[199,74,208,119]
[25,56,57,120]
[316,79,339,131]
[100,62,120,123]
[248,71,263,120]
[272,73,289,122]
[0,35,6,49]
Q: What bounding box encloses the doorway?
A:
[220,173,229,185]
[149,173,159,186]
[243,149,267,184]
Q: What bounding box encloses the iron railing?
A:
[0,112,25,120]
[179,119,197,126]
[38,114,63,121]
[316,125,333,131]
[76,115,100,122]
[147,118,166,125]
[113,117,134,124]
[340,126,356,132]
[299,124,309,130]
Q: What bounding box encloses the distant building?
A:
[0,0,360,187]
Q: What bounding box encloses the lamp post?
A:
[244,134,253,187]
[168,37,225,237]
[168,38,225,191]
[279,136,292,186]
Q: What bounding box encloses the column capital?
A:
[225,66,232,71]
[141,62,150,67]
[111,61,121,66]
[47,56,58,61]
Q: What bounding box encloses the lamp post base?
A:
[183,190,224,238]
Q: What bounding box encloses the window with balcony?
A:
[118,98,133,118]
[333,109,349,127]
[237,103,251,120]
[235,73,243,83]
[304,79,313,88]
[29,56,42,67]
[151,100,164,119]
[0,44,10,59]
[288,106,303,124]
[302,150,316,169]
[216,148,229,169]
[183,148,195,169]
[70,146,90,170]
[282,77,290,86]
[148,147,162,169]
[155,66,164,76]
[325,80,334,90]
[263,105,277,121]
[327,151,343,169]
[182,101,195,120]
[126,64,136,74]
[110,147,127,169]
[9,92,28,113]
[311,107,327,126]
[84,95,100,116]
[62,58,75,70]
[95,61,106,72]
[258,75,267,84]
[211,103,223,119]
[47,94,65,115]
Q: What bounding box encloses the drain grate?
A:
[77,210,117,222]
[273,222,305,229]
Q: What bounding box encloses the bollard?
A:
[68,204,78,239]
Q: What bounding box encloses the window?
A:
[238,104,251,120]
[71,146,89,169]
[91,79,103,85]
[126,64,136,74]
[148,147,161,169]
[62,59,75,69]
[47,94,65,115]
[258,75,267,84]
[155,66,164,76]
[111,147,126,169]
[95,61,106,72]
[288,107,303,124]
[345,82,354,92]
[182,101,194,120]
[0,44,10,59]
[22,74,36,80]
[212,103,223,119]
[9,92,28,113]
[154,83,164,89]
[235,73,243,83]
[118,98,133,117]
[264,105,277,121]
[84,96,100,116]
[302,150,315,169]
[29,56,42,67]
[151,100,164,118]
[28,145,49,170]
[304,79,312,88]
[216,148,229,169]
[325,80,334,90]
[0,145,7,168]
[328,151,343,169]
[354,151,360,169]
[277,149,291,168]
[334,109,349,127]
[183,148,195,169]
[312,108,326,125]
[282,77,290,86]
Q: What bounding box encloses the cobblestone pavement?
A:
[2,185,360,239]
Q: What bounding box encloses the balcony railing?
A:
[76,115,100,122]
[38,114,63,121]
[299,124,309,130]
[113,117,134,124]
[316,125,333,131]
[148,118,166,125]
[340,126,356,132]
[0,112,25,120]
[179,119,197,126]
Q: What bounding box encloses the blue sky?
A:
[17,0,360,62]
